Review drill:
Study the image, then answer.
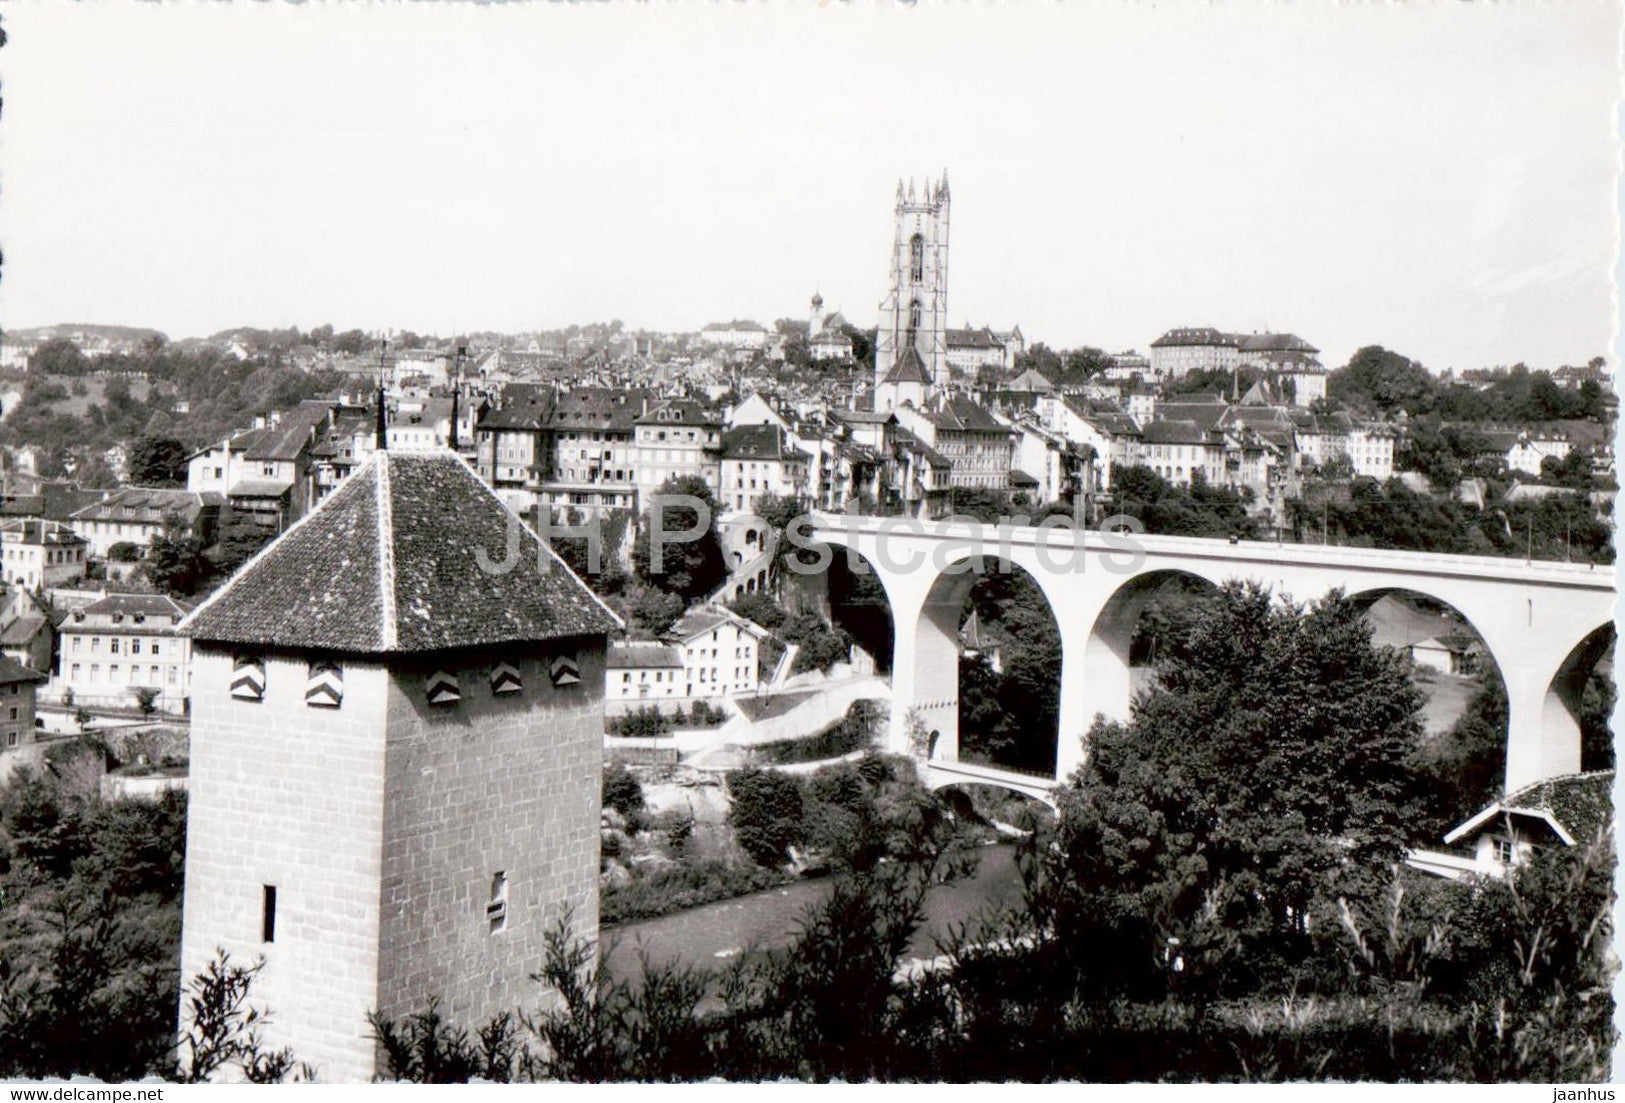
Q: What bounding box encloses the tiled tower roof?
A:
[180,451,620,654]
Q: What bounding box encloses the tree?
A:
[27,338,89,376]
[175,951,299,1082]
[206,516,274,580]
[1329,346,1436,415]
[1048,583,1427,994]
[127,436,190,487]
[132,686,161,719]
[331,329,368,355]
[144,516,211,597]
[727,767,805,866]
[631,476,727,604]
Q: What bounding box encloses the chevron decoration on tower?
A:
[549,653,580,687]
[489,661,522,695]
[426,669,461,706]
[305,661,344,708]
[230,655,265,701]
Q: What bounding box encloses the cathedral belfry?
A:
[874,172,950,410]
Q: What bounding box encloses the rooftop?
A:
[180,451,621,655]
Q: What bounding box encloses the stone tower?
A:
[874,173,950,410]
[808,291,825,342]
[177,451,620,1081]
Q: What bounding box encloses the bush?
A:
[728,592,786,631]
[607,706,673,738]
[600,859,791,926]
[601,763,644,820]
[753,700,880,765]
[726,767,805,866]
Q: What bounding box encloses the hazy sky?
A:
[1,2,1618,373]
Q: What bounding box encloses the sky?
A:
[1,1,1619,374]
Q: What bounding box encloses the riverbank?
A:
[604,843,1024,980]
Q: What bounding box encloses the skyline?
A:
[0,3,1619,374]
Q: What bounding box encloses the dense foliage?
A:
[956,566,1062,775]
[1109,465,1261,539]
[752,700,880,765]
[631,476,728,606]
[1331,347,1608,422]
[8,341,345,476]
[0,746,187,1080]
[1288,477,1612,564]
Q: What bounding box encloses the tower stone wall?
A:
[178,648,392,1081]
[375,637,605,1028]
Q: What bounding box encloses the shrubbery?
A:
[752,700,880,765]
[600,860,791,927]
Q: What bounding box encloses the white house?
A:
[0,519,88,589]
[1408,770,1613,881]
[665,605,771,700]
[605,641,685,712]
[53,593,194,712]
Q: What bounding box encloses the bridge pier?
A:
[1505,673,1583,794]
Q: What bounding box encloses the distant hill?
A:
[2,323,167,345]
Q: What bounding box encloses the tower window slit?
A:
[261,885,277,943]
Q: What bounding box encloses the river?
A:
[604,844,1025,980]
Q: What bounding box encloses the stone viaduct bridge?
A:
[806,514,1615,805]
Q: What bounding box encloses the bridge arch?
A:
[1541,621,1615,779]
[1068,567,1229,776]
[823,544,896,676]
[908,554,1063,780]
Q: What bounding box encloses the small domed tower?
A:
[809,291,825,342]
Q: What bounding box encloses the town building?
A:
[1409,770,1613,881]
[69,487,225,558]
[605,641,686,712]
[665,605,770,700]
[177,451,620,1081]
[54,593,194,712]
[699,320,772,354]
[0,519,88,589]
[719,424,811,513]
[539,386,648,519]
[187,402,329,531]
[1148,327,1241,379]
[893,396,1017,492]
[806,294,856,364]
[944,325,1011,377]
[0,587,56,674]
[0,656,48,769]
[634,398,724,504]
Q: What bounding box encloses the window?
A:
[261,885,277,943]
[131,639,142,656]
[487,872,508,933]
[1493,838,1514,865]
[5,732,15,748]
[909,233,924,282]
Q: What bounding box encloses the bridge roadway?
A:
[806,514,1615,798]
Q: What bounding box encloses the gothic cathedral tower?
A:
[874,173,950,410]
